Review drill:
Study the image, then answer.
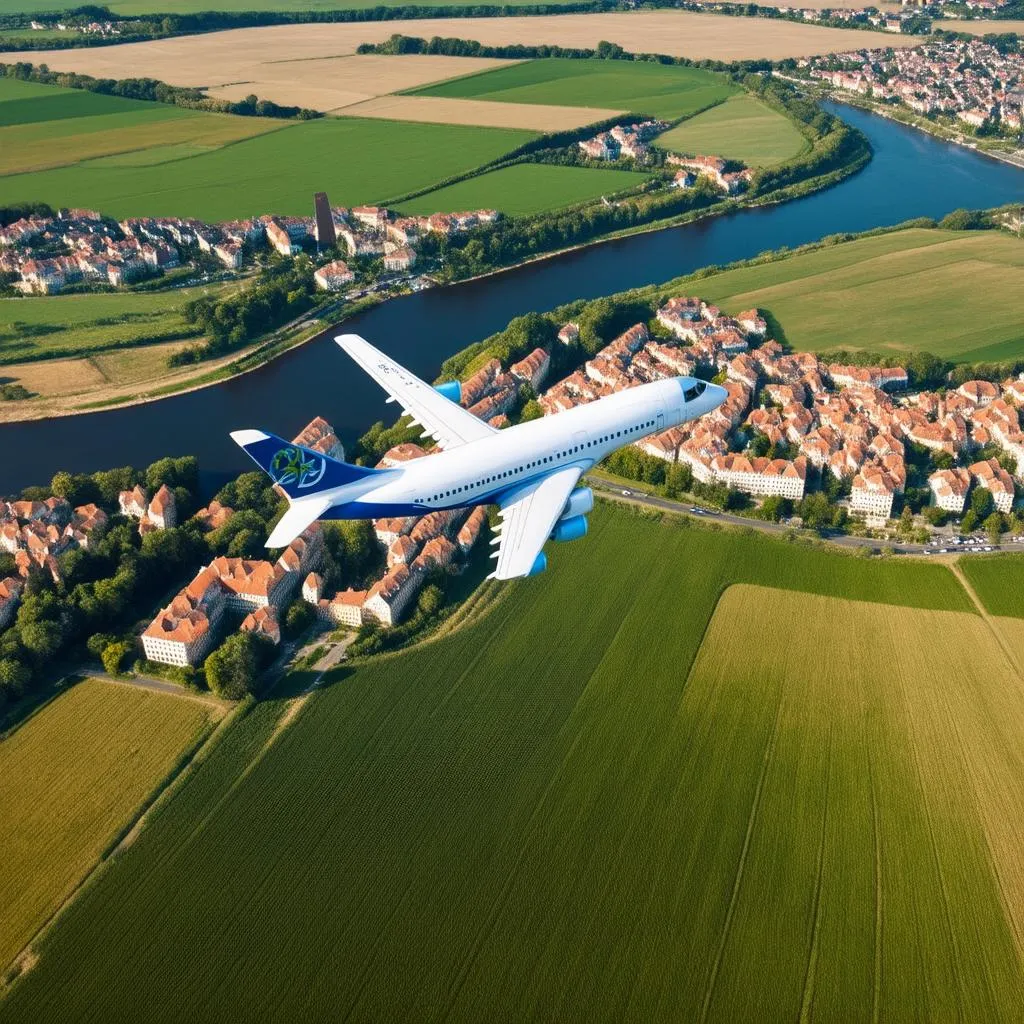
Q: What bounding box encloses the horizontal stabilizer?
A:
[265,496,333,549]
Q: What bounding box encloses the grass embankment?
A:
[399,162,651,217]
[658,227,1024,363]
[11,507,1024,1022]
[0,75,536,219]
[0,678,213,974]
[409,57,738,121]
[655,92,809,167]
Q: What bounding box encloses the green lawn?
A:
[655,93,809,167]
[959,553,1024,618]
[0,113,535,220]
[410,58,738,121]
[660,228,1024,363]
[0,283,229,364]
[10,507,1023,1023]
[400,162,650,217]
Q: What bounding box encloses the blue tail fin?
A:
[230,429,382,500]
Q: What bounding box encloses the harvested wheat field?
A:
[335,93,621,129]
[202,53,518,113]
[1,14,919,106]
[935,18,1024,34]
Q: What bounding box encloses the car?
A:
[984,546,993,552]
[922,549,933,555]
[937,548,948,554]
[690,506,705,514]
[622,490,632,496]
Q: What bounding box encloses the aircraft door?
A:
[656,411,665,432]
[572,429,589,455]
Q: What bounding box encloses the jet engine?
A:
[527,552,548,576]
[551,515,588,543]
[433,380,462,403]
[559,486,594,521]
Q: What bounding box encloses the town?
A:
[803,39,1024,136]
[0,201,501,296]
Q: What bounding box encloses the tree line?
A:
[0,62,321,120]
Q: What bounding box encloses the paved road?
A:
[79,667,229,708]
[589,479,1024,557]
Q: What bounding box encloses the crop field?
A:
[0,113,535,220]
[660,228,1024,363]
[0,16,920,89]
[400,163,650,217]
[959,553,1024,618]
[0,76,279,177]
[0,283,229,364]
[0,679,213,974]
[334,93,621,130]
[654,93,809,166]
[409,58,737,121]
[7,506,1014,1022]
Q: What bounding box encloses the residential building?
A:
[929,468,972,514]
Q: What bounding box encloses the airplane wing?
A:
[489,465,582,580]
[336,333,496,450]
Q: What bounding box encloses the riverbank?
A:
[0,132,865,424]
[775,75,1024,171]
[1,102,1020,493]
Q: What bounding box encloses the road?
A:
[588,479,1024,557]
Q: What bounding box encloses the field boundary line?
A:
[890,630,969,1019]
[950,561,1024,679]
[866,721,884,1024]
[799,721,833,1024]
[699,686,784,1024]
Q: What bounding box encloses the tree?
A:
[923,506,947,527]
[898,507,914,535]
[970,486,994,520]
[0,657,31,700]
[664,462,693,499]
[961,509,979,534]
[50,471,99,507]
[984,512,1004,545]
[284,599,314,639]
[519,399,544,423]
[204,632,266,700]
[416,583,443,618]
[101,641,133,676]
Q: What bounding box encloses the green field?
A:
[0,104,535,219]
[959,553,1024,618]
[410,58,737,121]
[0,283,229,364]
[11,507,1024,1022]
[0,75,283,178]
[655,93,809,166]
[400,162,650,217]
[661,227,1024,363]
[0,679,212,973]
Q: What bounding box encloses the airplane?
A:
[231,333,727,580]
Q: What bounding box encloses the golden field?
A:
[0,14,919,113]
[335,93,622,129]
[0,680,214,972]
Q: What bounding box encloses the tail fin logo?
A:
[269,445,327,490]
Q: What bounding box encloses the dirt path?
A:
[950,560,1023,679]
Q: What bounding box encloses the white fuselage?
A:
[341,376,727,515]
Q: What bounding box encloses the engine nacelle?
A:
[527,552,548,576]
[433,380,461,403]
[551,514,588,543]
[560,486,594,522]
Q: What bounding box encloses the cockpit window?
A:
[683,380,707,403]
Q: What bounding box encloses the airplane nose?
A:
[707,383,728,408]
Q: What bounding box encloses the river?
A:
[1,104,1021,494]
